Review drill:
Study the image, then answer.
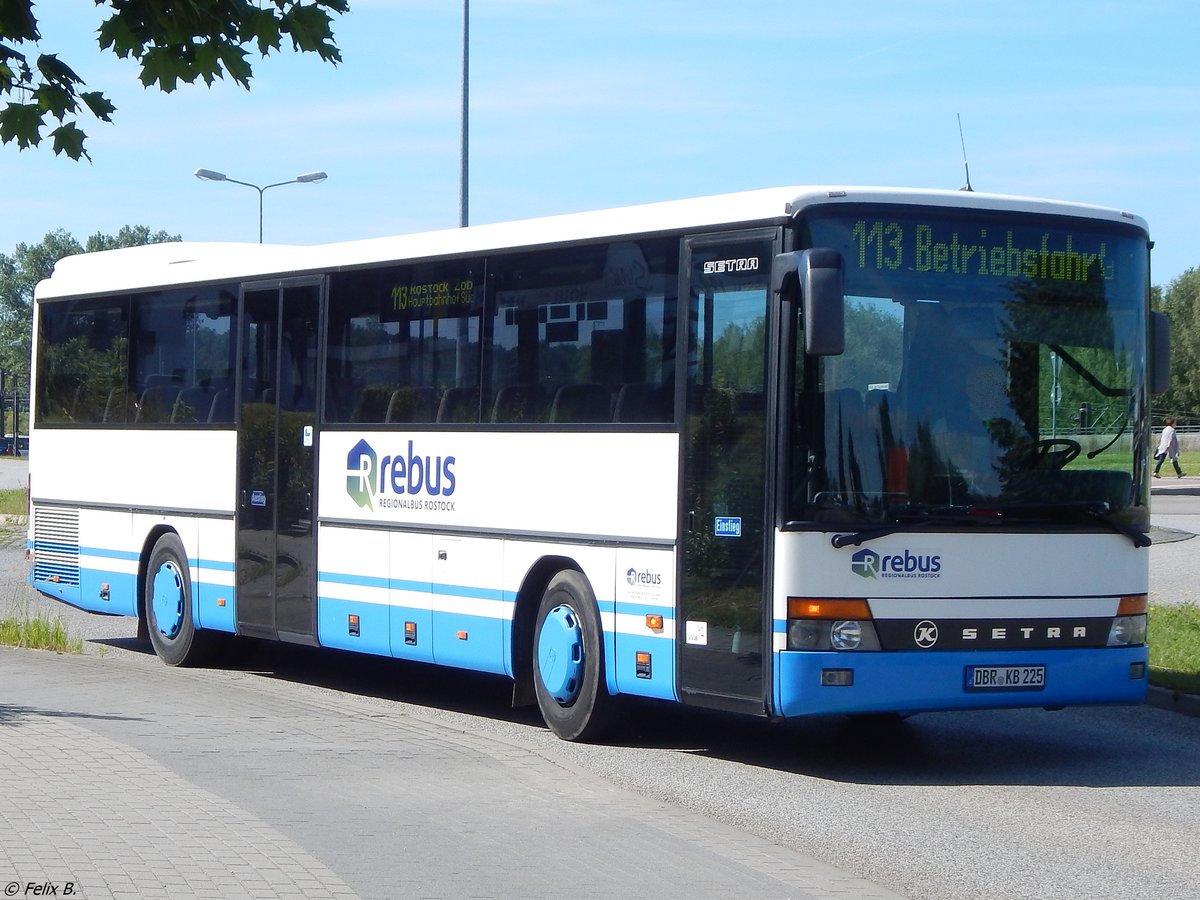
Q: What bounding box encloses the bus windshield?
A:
[789,206,1151,530]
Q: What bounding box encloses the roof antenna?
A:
[957,113,974,192]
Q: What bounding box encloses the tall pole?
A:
[460,0,469,228]
[256,187,265,243]
[258,187,267,243]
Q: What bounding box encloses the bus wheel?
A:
[145,533,211,667]
[533,570,614,742]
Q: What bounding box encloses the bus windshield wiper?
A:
[999,501,1151,548]
[830,502,1150,549]
[829,506,959,548]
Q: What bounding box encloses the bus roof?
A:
[35,185,1148,301]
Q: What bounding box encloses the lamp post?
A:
[460,0,469,228]
[194,168,328,242]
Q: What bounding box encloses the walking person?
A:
[1153,417,1186,478]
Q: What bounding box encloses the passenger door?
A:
[677,230,779,712]
[235,280,322,642]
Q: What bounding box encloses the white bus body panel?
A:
[30,429,238,630]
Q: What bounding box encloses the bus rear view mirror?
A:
[1150,310,1170,395]
[772,248,845,356]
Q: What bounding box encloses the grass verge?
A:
[0,487,26,515]
[1148,603,1200,694]
[0,601,83,654]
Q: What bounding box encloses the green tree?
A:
[1156,268,1200,424]
[1,0,346,160]
[0,225,179,427]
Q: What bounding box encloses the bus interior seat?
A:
[173,385,217,423]
[386,387,437,423]
[613,381,668,422]
[102,388,135,424]
[135,383,183,423]
[348,386,392,423]
[549,383,611,423]
[436,386,480,423]
[208,389,234,423]
[491,384,545,423]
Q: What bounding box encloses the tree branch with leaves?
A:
[0,0,347,160]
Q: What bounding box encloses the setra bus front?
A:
[771,196,1159,717]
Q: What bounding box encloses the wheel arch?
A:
[136,524,183,637]
[510,554,580,708]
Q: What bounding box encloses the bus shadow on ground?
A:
[605,697,1200,789]
[87,632,1200,790]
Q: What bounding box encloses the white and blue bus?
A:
[29,186,1166,740]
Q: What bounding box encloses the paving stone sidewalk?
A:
[0,647,901,900]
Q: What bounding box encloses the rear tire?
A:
[144,533,213,667]
[532,570,614,742]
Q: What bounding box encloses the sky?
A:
[3,1,1199,287]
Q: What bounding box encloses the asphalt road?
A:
[2,469,1198,899]
[0,457,26,491]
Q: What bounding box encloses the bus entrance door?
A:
[677,231,778,714]
[235,281,322,643]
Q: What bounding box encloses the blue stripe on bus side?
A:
[319,570,510,605]
[613,632,676,701]
[34,538,239,631]
[78,546,140,562]
[194,579,236,633]
[316,592,508,674]
[315,568,682,699]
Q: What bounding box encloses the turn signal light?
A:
[1117,594,1147,615]
[787,598,872,620]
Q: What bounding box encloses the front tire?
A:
[144,533,212,666]
[532,570,614,742]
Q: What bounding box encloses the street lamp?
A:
[194,168,328,242]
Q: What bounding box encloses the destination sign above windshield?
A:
[848,218,1115,284]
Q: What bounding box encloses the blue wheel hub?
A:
[537,604,584,705]
[152,561,185,639]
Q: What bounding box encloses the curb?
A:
[1146,685,1200,718]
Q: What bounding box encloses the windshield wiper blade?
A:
[830,506,953,548]
[830,502,1150,549]
[830,522,913,548]
[1086,506,1152,548]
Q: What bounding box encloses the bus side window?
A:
[325,263,483,425]
[487,239,677,428]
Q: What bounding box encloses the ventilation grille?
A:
[33,506,81,587]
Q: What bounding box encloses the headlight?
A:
[828,619,865,650]
[787,619,828,650]
[1107,614,1147,647]
[786,615,881,651]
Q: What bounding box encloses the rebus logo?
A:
[850,547,941,579]
[851,548,880,579]
[345,438,457,511]
[626,567,662,587]
[347,439,378,510]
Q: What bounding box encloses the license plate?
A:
[964,664,1046,691]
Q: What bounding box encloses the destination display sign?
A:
[805,209,1146,298]
[848,218,1114,283]
[389,278,475,314]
